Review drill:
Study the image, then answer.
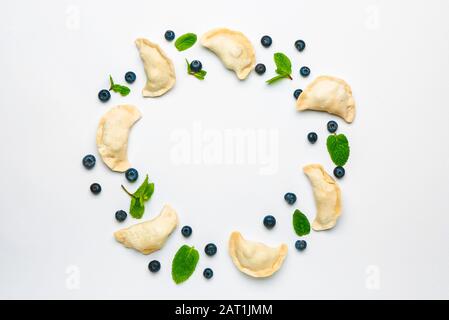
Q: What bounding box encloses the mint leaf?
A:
[172,245,200,284]
[175,33,197,51]
[293,209,310,236]
[109,75,130,96]
[266,74,289,84]
[266,53,292,85]
[121,175,154,219]
[274,52,292,75]
[186,59,207,80]
[327,134,350,166]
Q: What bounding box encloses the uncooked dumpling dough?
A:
[228,231,287,278]
[114,204,178,255]
[303,164,342,231]
[201,28,255,80]
[135,38,176,97]
[96,104,141,172]
[296,76,356,123]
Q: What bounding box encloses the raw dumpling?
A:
[96,104,141,172]
[296,76,356,123]
[201,28,255,80]
[135,38,176,97]
[303,164,342,231]
[114,204,178,255]
[228,231,287,278]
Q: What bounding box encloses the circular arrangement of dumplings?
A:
[94,27,356,279]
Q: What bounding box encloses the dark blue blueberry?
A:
[255,63,266,75]
[203,268,213,279]
[333,166,345,179]
[300,66,311,77]
[284,193,297,205]
[164,30,175,41]
[98,89,111,102]
[115,210,127,222]
[295,240,307,251]
[261,35,272,48]
[263,215,276,229]
[327,120,338,133]
[204,243,217,256]
[82,154,96,169]
[295,40,306,52]
[125,168,138,182]
[307,132,318,144]
[124,71,136,84]
[181,225,192,237]
[148,260,161,273]
[294,89,303,99]
[190,60,202,73]
[90,183,101,195]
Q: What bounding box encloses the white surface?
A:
[0,0,448,300]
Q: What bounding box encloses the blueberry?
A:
[115,210,127,222]
[295,40,306,52]
[333,166,345,179]
[164,30,175,41]
[307,132,318,144]
[98,89,110,102]
[255,63,266,75]
[261,35,272,48]
[125,71,136,84]
[148,260,161,273]
[327,120,338,133]
[204,243,217,256]
[300,66,311,77]
[263,215,276,229]
[190,60,202,73]
[90,183,101,195]
[181,225,192,238]
[284,193,297,205]
[82,154,96,169]
[295,240,307,251]
[203,268,213,279]
[125,168,138,182]
[294,89,303,99]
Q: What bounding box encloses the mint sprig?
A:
[266,53,293,84]
[109,75,130,96]
[121,175,154,219]
[175,33,197,51]
[172,245,199,284]
[293,209,310,236]
[327,134,350,166]
[186,59,207,80]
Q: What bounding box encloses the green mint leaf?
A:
[108,75,130,96]
[293,209,311,236]
[274,52,292,75]
[266,74,289,85]
[186,59,192,73]
[327,133,350,166]
[175,33,197,51]
[193,70,207,80]
[121,175,154,219]
[172,245,200,284]
[110,84,130,96]
[130,196,145,219]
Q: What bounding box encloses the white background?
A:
[1,0,448,300]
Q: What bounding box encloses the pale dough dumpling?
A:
[96,104,141,172]
[296,76,356,123]
[135,38,176,97]
[228,231,287,278]
[201,28,255,80]
[303,164,342,231]
[114,204,178,255]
